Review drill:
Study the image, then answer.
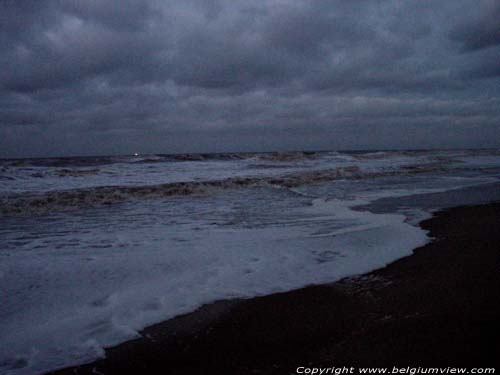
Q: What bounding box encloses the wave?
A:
[2,149,499,170]
[246,163,295,169]
[255,151,317,162]
[0,151,322,170]
[0,166,363,215]
[400,163,449,174]
[2,162,466,216]
[54,169,101,177]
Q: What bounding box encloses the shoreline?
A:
[50,202,500,374]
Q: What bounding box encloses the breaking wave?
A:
[0,163,462,216]
[1,166,363,215]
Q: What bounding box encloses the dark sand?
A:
[50,203,500,374]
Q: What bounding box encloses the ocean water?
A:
[1,149,499,374]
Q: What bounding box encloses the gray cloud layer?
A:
[1,0,499,157]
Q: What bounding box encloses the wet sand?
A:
[50,203,500,374]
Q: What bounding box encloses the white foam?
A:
[0,190,432,375]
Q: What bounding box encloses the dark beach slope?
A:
[50,203,500,375]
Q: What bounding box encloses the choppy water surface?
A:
[1,149,499,374]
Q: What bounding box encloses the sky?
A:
[1,0,499,158]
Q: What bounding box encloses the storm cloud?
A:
[1,0,499,157]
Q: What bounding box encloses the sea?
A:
[1,149,500,374]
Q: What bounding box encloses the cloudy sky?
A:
[1,0,499,157]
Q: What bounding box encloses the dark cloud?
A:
[0,0,499,157]
[450,0,500,52]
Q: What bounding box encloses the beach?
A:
[49,202,500,374]
[2,150,499,375]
